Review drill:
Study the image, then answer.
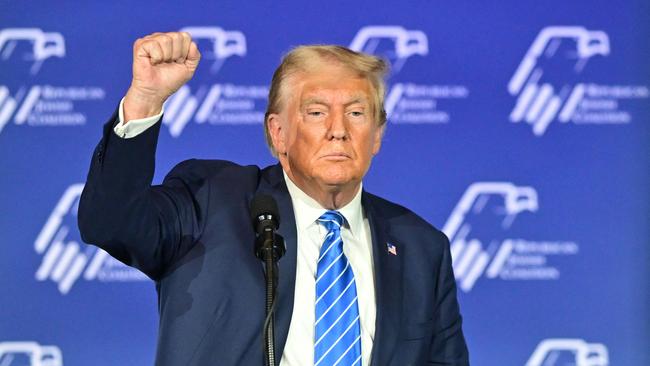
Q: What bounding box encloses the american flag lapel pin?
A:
[386,242,397,256]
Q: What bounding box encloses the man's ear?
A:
[267,113,286,155]
[372,124,385,155]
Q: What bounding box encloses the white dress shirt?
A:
[114,101,377,365]
[281,173,376,366]
[113,98,162,138]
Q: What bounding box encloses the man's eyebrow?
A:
[343,97,368,107]
[301,98,328,107]
[300,96,369,108]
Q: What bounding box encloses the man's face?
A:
[268,62,384,196]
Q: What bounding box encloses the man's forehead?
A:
[279,62,374,110]
[296,75,372,105]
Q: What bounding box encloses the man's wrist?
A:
[123,87,164,123]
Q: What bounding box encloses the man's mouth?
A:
[321,152,351,161]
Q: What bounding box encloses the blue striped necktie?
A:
[314,211,362,366]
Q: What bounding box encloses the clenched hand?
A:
[123,32,201,122]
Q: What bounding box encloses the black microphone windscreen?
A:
[250,194,280,228]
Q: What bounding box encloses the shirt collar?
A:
[283,171,364,238]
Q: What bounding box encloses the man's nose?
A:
[327,110,349,140]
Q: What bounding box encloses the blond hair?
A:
[264,45,388,156]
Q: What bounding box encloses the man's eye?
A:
[308,111,324,116]
[349,111,364,117]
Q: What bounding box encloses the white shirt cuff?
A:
[113,97,164,139]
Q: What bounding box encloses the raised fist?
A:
[123,32,201,121]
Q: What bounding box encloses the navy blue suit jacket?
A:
[78,110,469,365]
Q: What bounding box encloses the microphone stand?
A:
[256,226,285,366]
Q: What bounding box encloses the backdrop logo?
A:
[180,26,246,74]
[34,184,147,295]
[0,28,106,135]
[509,26,649,136]
[444,182,578,292]
[350,26,469,124]
[0,28,65,74]
[162,26,267,137]
[163,84,267,137]
[0,85,105,133]
[349,26,428,75]
[526,339,609,366]
[0,341,62,366]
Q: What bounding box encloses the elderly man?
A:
[78,32,469,365]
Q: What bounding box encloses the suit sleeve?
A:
[114,97,163,138]
[77,107,208,280]
[427,231,470,365]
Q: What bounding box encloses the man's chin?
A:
[318,173,359,190]
[316,163,366,185]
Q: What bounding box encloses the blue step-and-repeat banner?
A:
[1,1,648,365]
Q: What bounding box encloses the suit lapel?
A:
[363,192,403,366]
[257,164,297,363]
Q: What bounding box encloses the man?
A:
[78,32,469,365]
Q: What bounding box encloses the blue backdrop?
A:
[1,1,648,365]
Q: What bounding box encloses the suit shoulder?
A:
[365,191,435,229]
[365,191,449,245]
[164,159,261,183]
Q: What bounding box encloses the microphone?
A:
[250,193,286,366]
[251,193,280,234]
[250,194,285,261]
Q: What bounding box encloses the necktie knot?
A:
[317,210,345,232]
